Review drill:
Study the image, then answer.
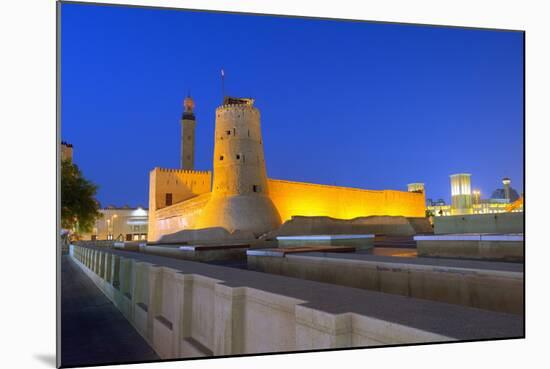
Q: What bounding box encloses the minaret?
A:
[180,94,196,170]
[197,96,281,236]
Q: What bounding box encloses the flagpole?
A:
[221,68,225,101]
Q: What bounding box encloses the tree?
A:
[61,160,101,235]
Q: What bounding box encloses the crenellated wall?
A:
[148,172,426,241]
[148,168,211,241]
[267,179,426,222]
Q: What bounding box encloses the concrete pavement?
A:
[61,255,158,367]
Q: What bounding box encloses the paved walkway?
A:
[61,255,159,367]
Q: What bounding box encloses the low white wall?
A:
[248,253,523,314]
[433,213,524,234]
[69,245,521,359]
[415,234,524,261]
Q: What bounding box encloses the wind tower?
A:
[180,94,196,169]
[450,173,473,215]
[197,96,281,235]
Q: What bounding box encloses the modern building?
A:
[490,177,520,203]
[81,206,149,241]
[426,198,451,217]
[427,175,523,216]
[147,95,426,242]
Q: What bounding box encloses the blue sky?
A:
[61,3,524,207]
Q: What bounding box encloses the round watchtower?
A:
[197,97,281,235]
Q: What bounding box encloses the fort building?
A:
[148,96,426,242]
[61,141,73,163]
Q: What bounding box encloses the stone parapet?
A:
[69,244,523,359]
[414,233,524,261]
[247,251,523,314]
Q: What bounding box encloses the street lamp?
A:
[111,214,118,240]
[106,218,111,240]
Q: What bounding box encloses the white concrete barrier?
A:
[276,234,374,250]
[68,245,523,359]
[247,251,523,314]
[414,233,524,261]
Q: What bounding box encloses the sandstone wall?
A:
[150,168,211,210]
[148,168,211,242]
[267,179,425,222]
[149,171,427,242]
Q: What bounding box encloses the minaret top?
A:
[182,94,196,120]
[183,94,195,113]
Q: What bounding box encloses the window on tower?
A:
[165,193,173,206]
[219,155,224,161]
[226,130,231,135]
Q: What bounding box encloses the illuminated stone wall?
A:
[148,168,211,241]
[148,174,425,242]
[153,193,211,240]
[267,179,426,222]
